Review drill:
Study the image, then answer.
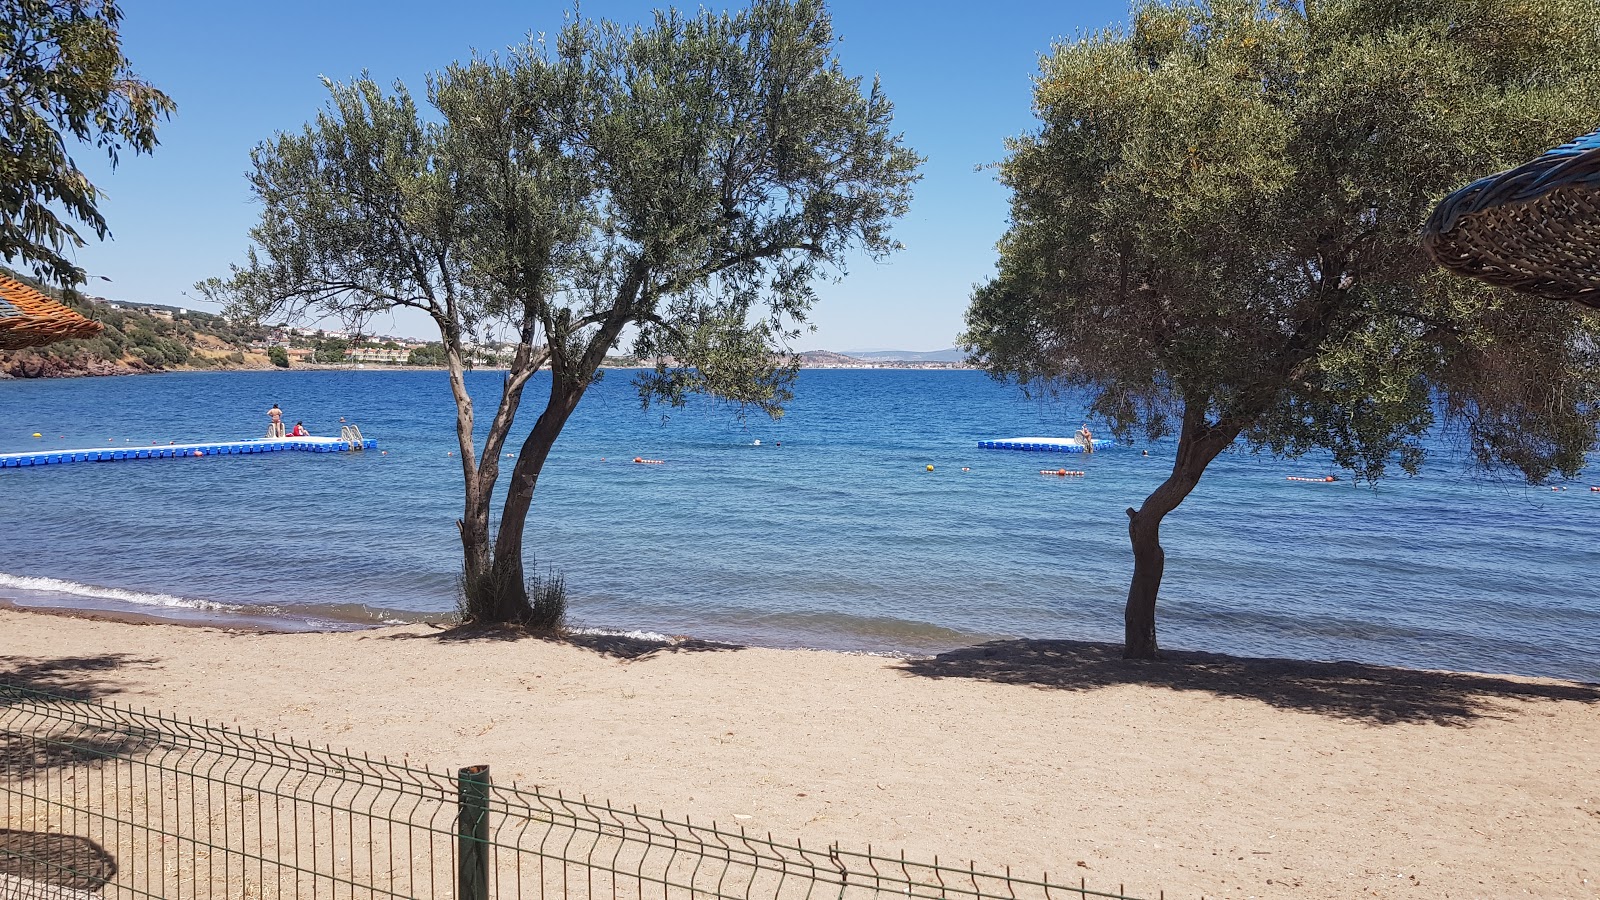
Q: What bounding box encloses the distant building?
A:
[347,347,408,364]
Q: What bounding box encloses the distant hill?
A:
[795,348,972,368]
[796,350,865,366]
[838,347,967,362]
[0,267,272,378]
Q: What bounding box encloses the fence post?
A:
[458,764,492,900]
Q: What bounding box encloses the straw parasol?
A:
[1423,129,1600,306]
[0,274,104,351]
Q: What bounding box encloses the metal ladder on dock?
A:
[339,424,366,450]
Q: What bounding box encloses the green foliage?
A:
[204,0,920,623]
[0,0,175,286]
[268,345,289,368]
[406,343,446,366]
[313,337,348,363]
[964,0,1600,485]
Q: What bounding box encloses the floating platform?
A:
[0,436,377,469]
[978,436,1105,453]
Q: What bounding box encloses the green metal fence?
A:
[0,684,1152,899]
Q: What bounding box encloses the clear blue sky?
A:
[70,0,1130,351]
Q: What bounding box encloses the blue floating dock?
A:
[0,436,377,469]
[978,436,1105,453]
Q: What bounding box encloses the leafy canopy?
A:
[210,0,920,419]
[203,0,920,622]
[0,0,174,286]
[965,0,1600,483]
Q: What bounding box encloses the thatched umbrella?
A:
[1423,130,1600,306]
[0,274,104,350]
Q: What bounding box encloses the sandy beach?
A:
[2,606,1597,899]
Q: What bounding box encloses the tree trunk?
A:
[443,339,510,622]
[1123,507,1165,658]
[490,380,586,597]
[1120,400,1240,659]
[458,472,494,603]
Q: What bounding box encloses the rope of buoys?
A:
[1286,475,1337,482]
[1040,469,1086,477]
[633,457,664,464]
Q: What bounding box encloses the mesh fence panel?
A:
[1,684,1150,900]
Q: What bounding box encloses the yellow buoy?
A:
[926,464,934,471]
[32,432,42,438]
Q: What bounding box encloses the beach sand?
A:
[3,606,1597,899]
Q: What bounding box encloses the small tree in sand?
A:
[203,0,920,625]
[962,0,1600,658]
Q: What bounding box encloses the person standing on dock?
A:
[267,403,285,438]
[1077,423,1095,454]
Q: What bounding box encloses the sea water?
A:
[1,369,1597,681]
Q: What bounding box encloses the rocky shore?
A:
[0,350,159,379]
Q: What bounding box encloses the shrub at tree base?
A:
[456,562,567,634]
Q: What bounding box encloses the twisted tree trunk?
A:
[1122,400,1239,659]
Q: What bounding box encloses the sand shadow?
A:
[0,830,117,893]
[372,623,744,661]
[897,639,1600,725]
[1,655,157,779]
[0,654,152,702]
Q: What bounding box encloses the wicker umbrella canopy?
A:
[1423,130,1600,306]
[0,275,104,351]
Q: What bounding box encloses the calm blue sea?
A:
[2,369,1597,681]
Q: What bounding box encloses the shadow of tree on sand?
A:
[898,639,1600,726]
[0,829,118,892]
[1,654,158,782]
[370,623,743,661]
[0,653,152,703]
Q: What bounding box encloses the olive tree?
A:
[204,0,920,624]
[962,0,1600,658]
[1,0,174,286]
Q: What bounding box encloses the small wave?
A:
[568,625,676,644]
[0,571,239,614]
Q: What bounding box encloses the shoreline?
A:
[0,361,981,380]
[5,592,1595,685]
[4,604,1597,899]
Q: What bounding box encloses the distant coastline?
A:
[1,268,973,379]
